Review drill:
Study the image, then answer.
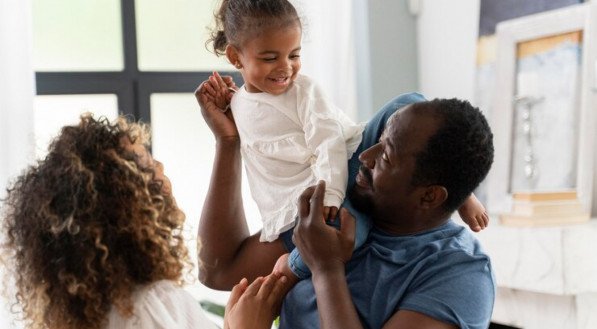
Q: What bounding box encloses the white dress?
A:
[106,280,218,329]
[230,74,364,242]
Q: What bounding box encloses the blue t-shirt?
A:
[279,220,495,329]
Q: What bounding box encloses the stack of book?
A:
[500,190,590,227]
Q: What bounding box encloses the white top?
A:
[106,280,218,329]
[231,74,364,242]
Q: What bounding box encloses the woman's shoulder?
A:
[106,280,218,329]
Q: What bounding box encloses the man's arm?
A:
[292,181,363,328]
[312,271,458,329]
[382,311,458,329]
[195,77,286,290]
[294,181,460,329]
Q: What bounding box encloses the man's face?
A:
[349,105,439,228]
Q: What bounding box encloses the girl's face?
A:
[229,24,302,95]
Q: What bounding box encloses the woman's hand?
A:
[195,72,239,141]
[224,273,288,329]
[293,181,356,275]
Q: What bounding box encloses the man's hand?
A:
[293,181,356,274]
[224,273,288,329]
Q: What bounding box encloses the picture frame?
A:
[487,3,597,214]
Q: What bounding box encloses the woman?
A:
[1,114,284,329]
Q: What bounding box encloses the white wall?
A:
[417,0,481,101]
[353,0,480,118]
[355,0,419,120]
[0,0,35,327]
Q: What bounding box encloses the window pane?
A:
[32,0,124,71]
[136,0,233,71]
[34,94,119,158]
[149,93,259,311]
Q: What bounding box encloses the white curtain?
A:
[291,0,358,120]
[0,0,35,328]
[0,0,35,197]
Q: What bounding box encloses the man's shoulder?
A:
[363,222,495,329]
[369,220,485,256]
[364,221,494,304]
[393,92,427,107]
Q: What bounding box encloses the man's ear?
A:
[419,185,448,210]
[225,45,241,68]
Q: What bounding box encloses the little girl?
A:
[200,0,488,280]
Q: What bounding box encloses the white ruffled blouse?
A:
[230,74,364,242]
[106,280,218,329]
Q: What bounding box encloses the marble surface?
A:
[492,288,597,329]
[477,217,597,328]
[477,218,597,295]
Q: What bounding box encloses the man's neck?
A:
[372,212,451,236]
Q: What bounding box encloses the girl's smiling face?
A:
[227,24,302,95]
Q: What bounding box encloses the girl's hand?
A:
[323,206,339,222]
[224,274,288,329]
[201,71,237,111]
[195,72,239,141]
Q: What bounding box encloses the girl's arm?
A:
[195,77,286,290]
[298,78,359,213]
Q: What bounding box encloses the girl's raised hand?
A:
[201,71,237,111]
[195,72,239,140]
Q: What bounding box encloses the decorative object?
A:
[499,189,590,226]
[487,3,597,215]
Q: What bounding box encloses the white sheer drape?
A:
[292,0,358,120]
[0,0,35,198]
[0,0,35,328]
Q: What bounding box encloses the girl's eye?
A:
[382,152,389,162]
[290,54,301,59]
[262,57,276,62]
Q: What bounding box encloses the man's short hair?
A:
[410,98,494,213]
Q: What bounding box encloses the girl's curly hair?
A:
[1,114,190,329]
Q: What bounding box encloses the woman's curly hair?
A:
[1,114,190,329]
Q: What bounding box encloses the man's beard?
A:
[348,166,374,215]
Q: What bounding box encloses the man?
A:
[196,84,495,328]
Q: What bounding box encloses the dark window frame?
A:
[35,0,241,123]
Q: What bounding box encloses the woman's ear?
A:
[419,185,448,210]
[226,45,242,69]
